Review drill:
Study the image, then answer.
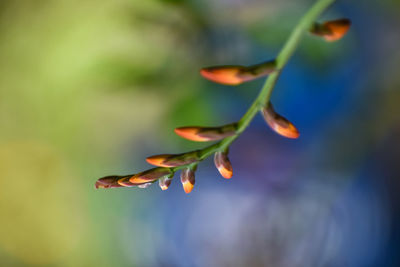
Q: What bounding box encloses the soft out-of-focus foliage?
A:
[1,0,400,266]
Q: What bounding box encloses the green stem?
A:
[172,0,335,172]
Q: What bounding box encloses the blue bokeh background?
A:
[0,0,399,266]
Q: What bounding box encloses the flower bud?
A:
[146,151,200,167]
[310,18,351,42]
[118,176,139,187]
[180,167,196,194]
[159,176,173,191]
[174,123,237,142]
[214,151,233,179]
[200,60,276,85]
[129,167,172,184]
[261,103,299,139]
[95,175,125,189]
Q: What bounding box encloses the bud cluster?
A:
[95,15,351,194]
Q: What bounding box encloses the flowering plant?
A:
[95,0,350,193]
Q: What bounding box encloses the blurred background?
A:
[0,0,399,266]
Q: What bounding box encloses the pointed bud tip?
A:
[129,176,150,184]
[174,127,209,142]
[146,155,169,167]
[182,181,194,194]
[312,18,351,42]
[262,104,300,139]
[324,19,351,41]
[218,167,233,179]
[181,168,195,194]
[160,185,169,191]
[200,67,243,85]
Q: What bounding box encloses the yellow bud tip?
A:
[182,180,194,194]
[160,185,169,191]
[129,176,152,184]
[159,177,171,191]
[146,155,170,167]
[218,165,233,179]
[174,127,210,142]
[200,67,243,85]
[277,124,300,139]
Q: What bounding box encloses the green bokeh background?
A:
[1,0,400,266]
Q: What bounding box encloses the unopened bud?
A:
[95,175,125,189]
[174,123,237,142]
[200,60,276,85]
[159,176,173,191]
[129,167,172,184]
[118,176,138,187]
[146,151,200,167]
[180,167,196,194]
[262,103,299,139]
[214,151,233,179]
[310,18,351,42]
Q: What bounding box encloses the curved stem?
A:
[172,0,335,172]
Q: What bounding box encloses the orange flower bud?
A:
[174,123,237,142]
[311,18,351,42]
[200,60,276,85]
[146,151,200,167]
[95,175,125,189]
[262,103,300,139]
[200,66,243,85]
[159,176,172,191]
[118,176,139,187]
[214,151,233,179]
[180,167,196,194]
[129,167,172,184]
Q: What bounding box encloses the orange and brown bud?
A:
[95,175,125,189]
[200,60,276,85]
[146,151,200,167]
[261,103,299,139]
[214,151,233,179]
[174,123,237,142]
[180,167,196,194]
[159,176,173,191]
[310,18,351,42]
[118,176,139,187]
[129,167,172,184]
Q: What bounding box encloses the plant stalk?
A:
[173,0,336,172]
